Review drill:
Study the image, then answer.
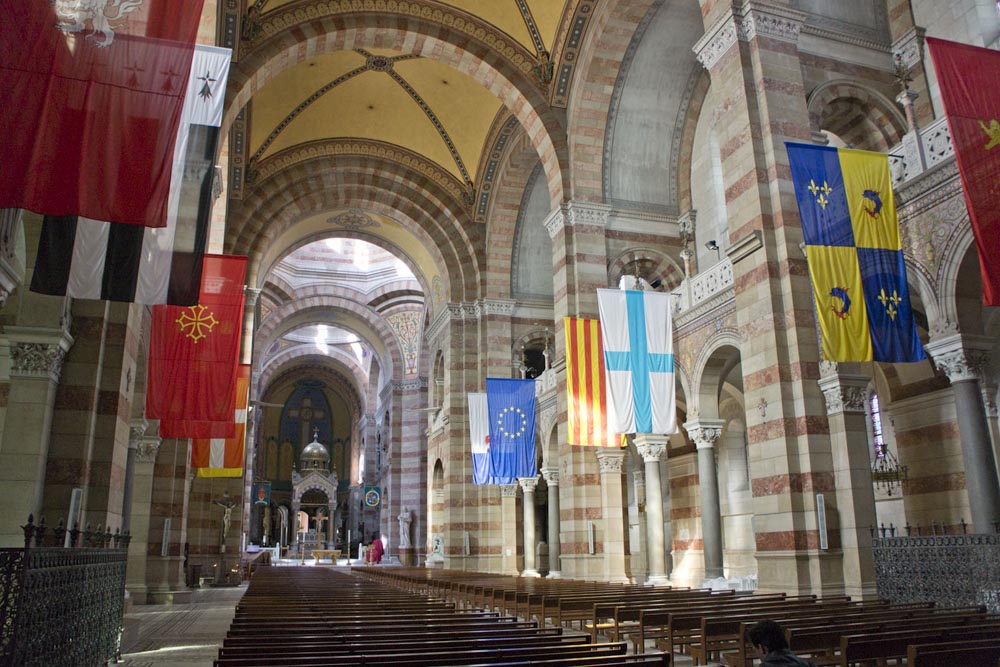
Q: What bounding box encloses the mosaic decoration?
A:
[386,310,422,376]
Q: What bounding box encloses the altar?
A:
[290,431,339,556]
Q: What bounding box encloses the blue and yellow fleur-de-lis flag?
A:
[786,143,925,363]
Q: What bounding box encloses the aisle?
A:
[120,586,246,667]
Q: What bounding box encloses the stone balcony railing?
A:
[674,256,734,319]
[889,116,954,186]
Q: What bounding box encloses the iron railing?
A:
[0,516,130,667]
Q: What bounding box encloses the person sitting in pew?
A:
[747,620,816,667]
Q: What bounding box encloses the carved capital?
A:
[543,206,565,239]
[540,466,559,486]
[634,434,668,463]
[926,334,991,384]
[10,342,67,381]
[136,435,162,463]
[518,476,539,493]
[694,2,805,70]
[595,447,627,473]
[565,201,610,228]
[684,419,725,450]
[129,418,149,448]
[500,484,519,498]
[244,287,262,307]
[892,26,926,71]
[481,299,515,316]
[817,374,869,415]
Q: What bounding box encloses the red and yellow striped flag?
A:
[191,364,250,477]
[564,317,616,447]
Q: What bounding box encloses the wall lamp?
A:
[705,239,721,260]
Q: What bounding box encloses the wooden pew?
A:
[907,638,1000,667]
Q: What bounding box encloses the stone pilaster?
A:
[595,447,630,583]
[145,438,191,603]
[635,435,670,585]
[519,476,540,577]
[926,335,1000,532]
[685,419,724,579]
[818,367,877,598]
[500,483,520,575]
[547,201,610,578]
[0,327,73,547]
[125,428,161,603]
[541,466,562,578]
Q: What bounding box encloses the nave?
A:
[199,566,1000,666]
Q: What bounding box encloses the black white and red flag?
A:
[0,0,207,228]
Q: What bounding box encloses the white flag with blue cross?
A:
[596,288,676,435]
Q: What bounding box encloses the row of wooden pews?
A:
[213,567,670,667]
[358,567,1000,666]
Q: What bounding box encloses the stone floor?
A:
[120,586,246,667]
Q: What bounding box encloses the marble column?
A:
[685,419,724,580]
[927,335,1000,531]
[500,484,520,575]
[635,435,670,585]
[519,476,540,577]
[596,447,630,583]
[818,366,878,598]
[0,328,73,547]
[541,467,562,578]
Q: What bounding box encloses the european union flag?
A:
[485,378,537,482]
[787,142,925,363]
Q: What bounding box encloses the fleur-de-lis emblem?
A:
[807,179,833,210]
[877,288,902,321]
[176,304,218,343]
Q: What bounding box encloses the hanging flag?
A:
[564,317,616,446]
[468,392,499,484]
[926,37,1000,306]
[596,289,676,435]
[146,254,247,429]
[0,0,207,227]
[786,142,926,362]
[192,364,249,477]
[30,45,231,306]
[485,378,537,481]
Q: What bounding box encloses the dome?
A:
[300,432,330,468]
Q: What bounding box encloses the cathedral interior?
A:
[2,0,1000,617]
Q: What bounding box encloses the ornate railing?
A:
[889,116,954,186]
[675,257,734,316]
[0,516,130,667]
[872,532,1000,612]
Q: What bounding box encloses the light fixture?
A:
[705,240,721,260]
[871,443,908,496]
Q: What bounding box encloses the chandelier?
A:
[871,443,908,496]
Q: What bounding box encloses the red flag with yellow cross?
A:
[147,255,247,432]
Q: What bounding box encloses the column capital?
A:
[892,25,926,71]
[540,466,559,486]
[500,484,519,498]
[595,447,627,473]
[694,1,805,70]
[129,418,150,447]
[244,286,262,307]
[6,326,74,382]
[684,419,725,450]
[136,435,162,463]
[817,373,870,415]
[544,201,611,239]
[926,334,992,383]
[634,434,669,462]
[518,476,539,493]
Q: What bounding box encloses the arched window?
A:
[869,391,886,458]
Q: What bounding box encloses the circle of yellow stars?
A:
[496,406,528,438]
[176,304,218,344]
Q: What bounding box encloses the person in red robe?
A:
[369,534,384,564]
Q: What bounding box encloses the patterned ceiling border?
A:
[474,110,522,223]
[244,0,538,78]
[515,0,547,56]
[249,137,472,208]
[229,105,250,198]
[549,0,597,108]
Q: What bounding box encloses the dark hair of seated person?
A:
[747,619,790,653]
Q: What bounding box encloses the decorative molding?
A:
[328,209,380,229]
[550,0,599,108]
[392,377,426,392]
[695,2,806,70]
[540,466,559,486]
[518,476,539,492]
[501,484,519,498]
[9,340,69,382]
[481,299,516,316]
[727,230,763,265]
[475,112,522,222]
[595,447,627,473]
[544,206,565,239]
[566,201,610,228]
[891,26,925,71]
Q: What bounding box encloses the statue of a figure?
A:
[398,506,413,549]
[213,491,238,543]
